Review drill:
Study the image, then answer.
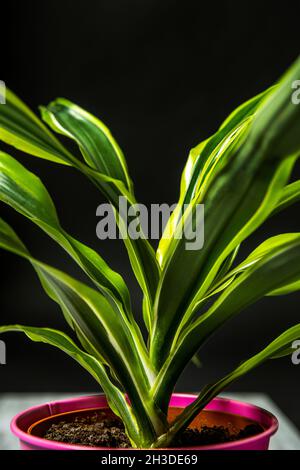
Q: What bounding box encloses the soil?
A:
[43,411,264,448]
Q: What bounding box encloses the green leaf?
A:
[0,90,160,330]
[157,87,273,268]
[150,57,300,371]
[40,99,133,192]
[183,233,300,354]
[114,200,160,329]
[0,324,140,445]
[0,151,132,319]
[272,180,300,215]
[0,217,144,371]
[0,89,73,165]
[0,218,168,440]
[153,233,300,409]
[268,280,300,296]
[209,244,240,290]
[206,233,300,298]
[157,323,300,446]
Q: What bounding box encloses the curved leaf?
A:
[206,233,300,298]
[0,151,132,319]
[0,218,168,442]
[157,87,273,268]
[0,324,140,445]
[40,101,160,328]
[0,89,73,164]
[156,323,300,446]
[150,57,300,370]
[208,244,240,291]
[153,233,300,409]
[0,90,160,331]
[40,99,133,192]
[272,180,300,215]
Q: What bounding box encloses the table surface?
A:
[1,392,300,450]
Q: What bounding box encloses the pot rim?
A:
[11,393,279,450]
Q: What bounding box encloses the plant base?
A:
[11,393,278,450]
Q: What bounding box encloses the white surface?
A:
[1,392,299,450]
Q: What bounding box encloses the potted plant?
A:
[1,57,300,450]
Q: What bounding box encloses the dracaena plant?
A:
[1,58,300,448]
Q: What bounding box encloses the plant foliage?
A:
[1,59,300,447]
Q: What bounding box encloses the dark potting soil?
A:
[43,411,263,448]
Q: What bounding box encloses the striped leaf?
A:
[40,99,133,192]
[0,91,159,330]
[153,233,300,409]
[2,58,300,448]
[150,58,300,370]
[0,151,132,319]
[0,89,72,164]
[157,87,273,268]
[156,323,300,446]
[0,218,169,444]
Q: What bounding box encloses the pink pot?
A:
[11,393,278,450]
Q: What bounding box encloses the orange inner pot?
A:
[28,406,261,440]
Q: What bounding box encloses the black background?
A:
[0,1,300,427]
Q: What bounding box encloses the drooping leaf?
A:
[157,323,300,446]
[40,100,160,328]
[157,87,273,268]
[0,151,132,319]
[0,89,73,164]
[0,90,160,331]
[0,324,140,445]
[40,99,133,192]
